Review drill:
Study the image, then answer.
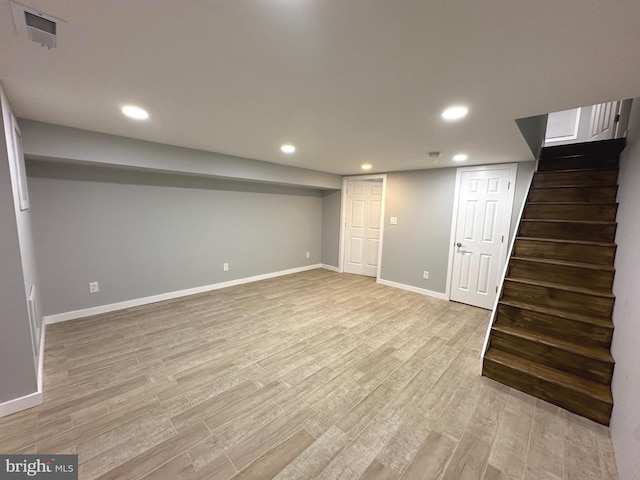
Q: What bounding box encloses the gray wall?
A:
[380,168,457,293]
[379,162,534,294]
[28,164,324,316]
[610,98,640,480]
[509,161,536,243]
[20,120,342,190]
[0,85,38,403]
[321,190,341,268]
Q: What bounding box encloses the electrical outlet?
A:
[223,263,229,271]
[390,216,398,225]
[306,252,310,258]
[89,282,99,293]
[422,271,429,280]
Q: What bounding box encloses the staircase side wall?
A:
[611,98,640,480]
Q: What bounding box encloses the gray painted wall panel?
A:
[610,98,640,480]
[20,120,342,190]
[321,190,341,267]
[380,168,457,293]
[0,86,38,403]
[29,169,323,316]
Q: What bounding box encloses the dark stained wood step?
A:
[528,185,618,203]
[496,300,614,348]
[537,154,619,172]
[519,219,617,242]
[540,138,626,161]
[523,203,618,222]
[532,169,618,188]
[508,256,614,292]
[502,278,614,320]
[482,349,613,425]
[513,238,616,265]
[490,324,614,385]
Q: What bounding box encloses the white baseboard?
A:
[321,264,339,272]
[44,264,322,325]
[376,278,449,301]
[0,323,46,418]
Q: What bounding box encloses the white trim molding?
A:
[377,278,448,301]
[44,264,322,325]
[321,264,339,272]
[0,322,46,417]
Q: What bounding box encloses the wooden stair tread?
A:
[484,349,612,404]
[526,202,618,206]
[520,219,615,225]
[516,236,616,248]
[505,277,615,298]
[510,256,615,272]
[540,138,626,159]
[491,324,614,363]
[534,168,619,175]
[499,299,614,329]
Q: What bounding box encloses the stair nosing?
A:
[505,276,615,298]
[526,202,618,206]
[498,298,614,329]
[534,168,619,175]
[510,256,615,272]
[484,349,612,403]
[520,219,616,225]
[491,323,614,363]
[515,236,616,247]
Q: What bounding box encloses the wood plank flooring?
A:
[0,269,618,479]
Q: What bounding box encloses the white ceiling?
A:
[2,1,640,175]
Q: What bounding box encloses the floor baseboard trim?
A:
[44,264,322,325]
[321,264,339,272]
[377,278,449,301]
[0,324,46,418]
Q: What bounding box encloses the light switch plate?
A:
[390,217,398,225]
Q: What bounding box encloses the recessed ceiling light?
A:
[442,106,468,121]
[122,105,149,120]
[361,163,372,170]
[281,144,296,154]
[453,153,468,161]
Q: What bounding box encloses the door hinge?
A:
[615,114,621,123]
[501,235,504,243]
[508,181,511,190]
[496,285,498,293]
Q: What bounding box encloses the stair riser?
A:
[532,170,618,188]
[519,221,616,242]
[537,155,619,172]
[513,239,616,265]
[482,356,611,425]
[528,186,618,203]
[508,259,614,292]
[489,329,613,385]
[502,280,614,319]
[496,303,613,348]
[523,204,618,222]
[540,138,626,161]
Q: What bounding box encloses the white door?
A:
[589,101,620,141]
[450,165,516,309]
[344,180,383,277]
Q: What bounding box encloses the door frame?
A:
[445,163,518,303]
[338,174,388,280]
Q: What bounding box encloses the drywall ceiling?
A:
[1,0,640,175]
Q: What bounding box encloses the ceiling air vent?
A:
[10,2,66,49]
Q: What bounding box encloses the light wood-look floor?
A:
[0,269,618,480]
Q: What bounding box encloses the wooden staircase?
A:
[482,138,626,425]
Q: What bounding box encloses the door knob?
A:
[456,242,462,247]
